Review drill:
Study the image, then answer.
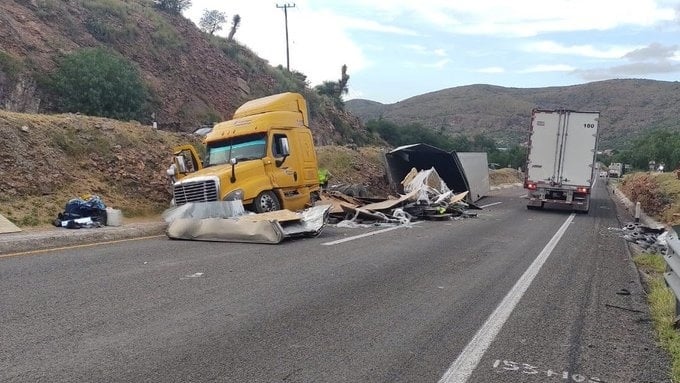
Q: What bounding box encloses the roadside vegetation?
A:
[601,129,680,172]
[619,172,680,226]
[365,118,527,169]
[632,252,680,382]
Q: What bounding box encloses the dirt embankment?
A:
[0,111,199,226]
[619,172,680,226]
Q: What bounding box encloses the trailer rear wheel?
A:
[253,191,281,213]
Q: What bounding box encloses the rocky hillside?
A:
[0,0,369,145]
[0,111,199,226]
[347,79,680,148]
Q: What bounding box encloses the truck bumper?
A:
[527,195,590,212]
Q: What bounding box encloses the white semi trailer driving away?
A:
[524,109,600,213]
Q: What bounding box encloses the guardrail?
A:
[663,228,680,316]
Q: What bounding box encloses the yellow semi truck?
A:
[167,92,320,213]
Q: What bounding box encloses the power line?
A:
[276,3,295,71]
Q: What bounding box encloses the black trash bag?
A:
[57,195,108,225]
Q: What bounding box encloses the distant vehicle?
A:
[599,171,607,177]
[524,109,600,213]
[608,162,623,178]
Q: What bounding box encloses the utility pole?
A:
[276,3,295,71]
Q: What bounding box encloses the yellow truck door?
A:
[297,130,319,186]
[265,130,300,189]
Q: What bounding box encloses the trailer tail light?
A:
[526,182,537,190]
[576,187,589,194]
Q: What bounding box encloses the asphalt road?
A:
[0,180,670,382]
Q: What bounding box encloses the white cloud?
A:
[424,59,451,69]
[476,66,505,73]
[433,48,447,57]
[338,0,676,37]
[403,44,428,54]
[523,41,636,59]
[624,42,679,61]
[520,64,576,73]
[402,45,448,59]
[576,61,680,80]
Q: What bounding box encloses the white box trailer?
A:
[525,109,599,212]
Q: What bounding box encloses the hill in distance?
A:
[346,79,680,149]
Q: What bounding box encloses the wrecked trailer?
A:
[384,144,472,201]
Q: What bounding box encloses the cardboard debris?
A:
[238,209,302,223]
[361,189,419,211]
[449,191,470,204]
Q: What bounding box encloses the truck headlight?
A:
[224,189,244,201]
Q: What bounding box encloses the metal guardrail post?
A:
[663,228,680,318]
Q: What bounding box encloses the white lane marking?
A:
[438,213,576,383]
[479,202,502,209]
[322,224,417,246]
[180,272,204,280]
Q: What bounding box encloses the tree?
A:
[199,9,227,35]
[337,64,349,96]
[315,64,350,109]
[614,129,680,171]
[49,48,148,120]
[227,14,241,41]
[153,0,191,13]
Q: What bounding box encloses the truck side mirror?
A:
[230,157,238,183]
[275,137,290,167]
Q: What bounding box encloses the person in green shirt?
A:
[318,168,332,189]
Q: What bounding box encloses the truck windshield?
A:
[205,133,267,167]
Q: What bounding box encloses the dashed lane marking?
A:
[479,202,502,209]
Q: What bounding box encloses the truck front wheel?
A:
[253,191,281,213]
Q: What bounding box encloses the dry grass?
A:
[621,172,680,225]
[633,253,680,382]
[316,145,390,196]
[489,168,523,186]
[0,111,200,227]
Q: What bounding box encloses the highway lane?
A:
[0,183,669,382]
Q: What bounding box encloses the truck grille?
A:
[174,180,218,205]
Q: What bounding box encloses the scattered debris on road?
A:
[610,222,668,254]
[317,167,479,226]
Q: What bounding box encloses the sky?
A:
[183,0,680,104]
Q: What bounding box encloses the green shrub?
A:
[0,51,23,81]
[152,20,185,51]
[49,48,149,120]
[80,0,128,18]
[153,0,191,13]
